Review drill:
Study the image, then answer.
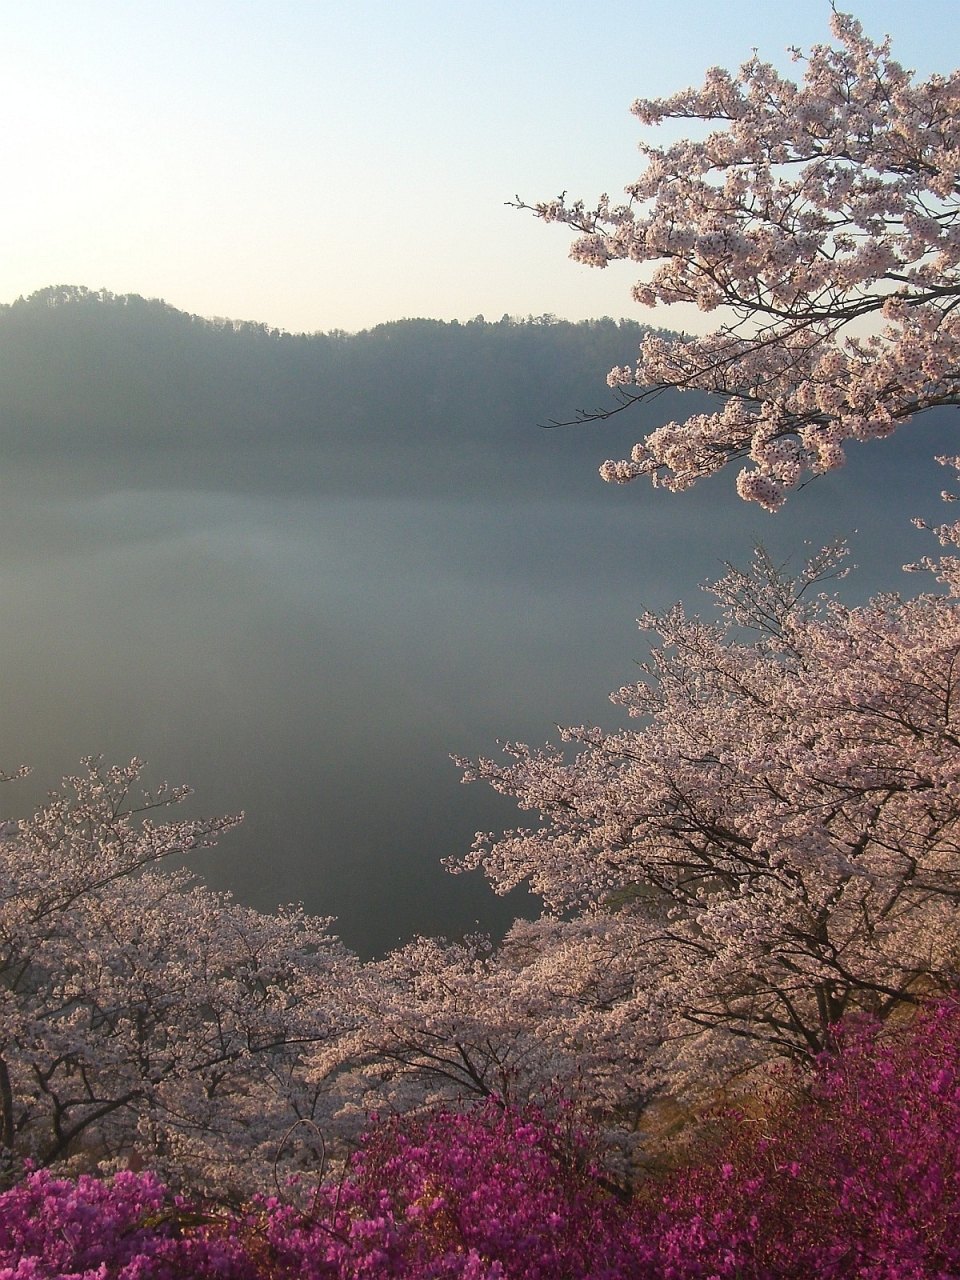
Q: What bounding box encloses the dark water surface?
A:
[0,426,953,956]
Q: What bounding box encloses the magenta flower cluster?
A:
[0,1106,640,1279]
[282,1102,643,1279]
[5,1001,960,1278]
[0,1167,260,1279]
[642,1000,960,1278]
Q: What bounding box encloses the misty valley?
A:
[0,286,954,957]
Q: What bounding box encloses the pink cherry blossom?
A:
[0,757,356,1197]
[525,13,960,506]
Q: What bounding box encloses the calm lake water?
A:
[0,428,953,956]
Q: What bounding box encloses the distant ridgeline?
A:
[0,286,686,491]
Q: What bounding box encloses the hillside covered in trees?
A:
[0,287,677,493]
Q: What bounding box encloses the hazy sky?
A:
[0,0,958,333]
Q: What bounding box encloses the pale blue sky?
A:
[0,1,957,332]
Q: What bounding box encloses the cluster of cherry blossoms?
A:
[0,758,360,1198]
[294,501,960,1158]
[531,12,960,507]
[452,527,960,1104]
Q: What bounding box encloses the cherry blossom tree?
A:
[0,758,357,1195]
[311,22,960,1148]
[310,924,659,1158]
[527,12,960,509]
[307,486,960,1145]
[438,504,960,1115]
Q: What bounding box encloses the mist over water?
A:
[0,421,952,959]
[0,300,954,955]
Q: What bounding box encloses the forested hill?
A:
[0,286,681,494]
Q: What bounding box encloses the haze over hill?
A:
[0,287,955,955]
[0,286,671,490]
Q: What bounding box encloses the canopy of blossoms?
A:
[529,13,960,508]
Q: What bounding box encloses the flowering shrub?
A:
[9,1006,960,1277]
[637,1000,960,1278]
[305,1102,642,1279]
[0,1105,642,1279]
[0,1167,258,1278]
